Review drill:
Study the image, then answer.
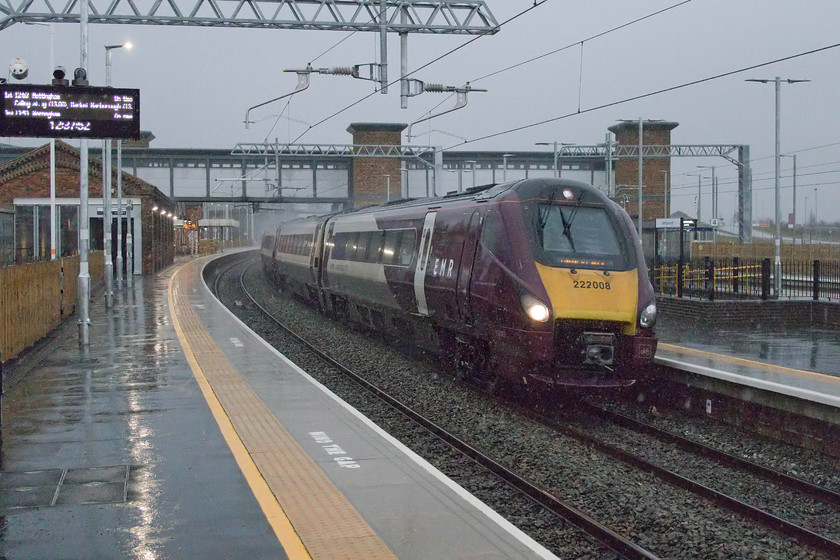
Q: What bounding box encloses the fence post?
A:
[761,258,771,300]
[677,258,684,298]
[1,349,3,446]
[813,260,820,301]
[732,256,740,295]
[705,257,715,301]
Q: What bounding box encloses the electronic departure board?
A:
[0,83,140,139]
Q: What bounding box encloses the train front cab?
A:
[472,179,657,389]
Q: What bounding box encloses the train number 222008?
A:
[572,280,611,290]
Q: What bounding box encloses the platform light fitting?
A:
[9,58,28,80]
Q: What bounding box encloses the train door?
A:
[456,211,482,325]
[321,221,336,289]
[413,212,437,316]
[309,221,323,285]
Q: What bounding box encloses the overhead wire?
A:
[410,0,693,137]
[287,0,551,144]
[469,0,692,83]
[441,41,840,151]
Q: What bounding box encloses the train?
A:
[261,178,657,389]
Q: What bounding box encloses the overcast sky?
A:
[3,0,840,226]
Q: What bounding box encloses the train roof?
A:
[273,178,612,230]
[344,178,610,215]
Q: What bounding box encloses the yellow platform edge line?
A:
[658,341,837,381]
[168,265,312,560]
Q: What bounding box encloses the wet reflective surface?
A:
[0,272,286,560]
[658,320,840,377]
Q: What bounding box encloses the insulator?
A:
[423,83,446,92]
[327,66,355,75]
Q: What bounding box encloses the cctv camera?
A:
[52,66,69,86]
[9,58,28,80]
[72,67,88,86]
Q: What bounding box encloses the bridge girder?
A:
[557,144,744,166]
[0,0,499,33]
[231,142,435,158]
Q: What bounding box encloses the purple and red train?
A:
[262,178,657,389]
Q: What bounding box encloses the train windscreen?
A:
[536,204,630,270]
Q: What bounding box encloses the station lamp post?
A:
[534,142,574,178]
[535,141,559,178]
[697,165,716,221]
[746,76,810,296]
[502,153,514,182]
[780,153,797,243]
[660,170,668,218]
[465,160,476,189]
[686,173,704,239]
[103,41,132,302]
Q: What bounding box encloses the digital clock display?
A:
[0,83,140,139]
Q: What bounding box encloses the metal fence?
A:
[653,257,840,301]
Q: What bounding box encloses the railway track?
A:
[512,399,840,556]
[209,252,840,559]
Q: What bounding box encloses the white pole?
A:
[49,24,56,260]
[79,0,90,345]
[637,118,643,238]
[774,77,781,296]
[116,140,123,287]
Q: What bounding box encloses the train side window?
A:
[481,212,504,254]
[366,230,385,263]
[396,229,416,266]
[344,232,360,260]
[353,232,371,262]
[331,232,347,260]
[382,230,401,265]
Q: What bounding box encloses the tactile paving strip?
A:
[169,266,397,560]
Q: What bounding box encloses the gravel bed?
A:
[218,253,838,559]
[570,413,840,541]
[595,397,840,493]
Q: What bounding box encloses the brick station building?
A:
[0,140,176,274]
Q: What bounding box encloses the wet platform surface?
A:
[657,321,840,377]
[0,271,288,560]
[655,316,840,410]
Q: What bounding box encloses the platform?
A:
[655,317,840,412]
[0,255,555,560]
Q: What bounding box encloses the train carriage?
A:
[260,233,276,277]
[267,178,657,389]
[272,216,330,304]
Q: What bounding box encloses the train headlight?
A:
[639,301,657,329]
[520,293,551,322]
